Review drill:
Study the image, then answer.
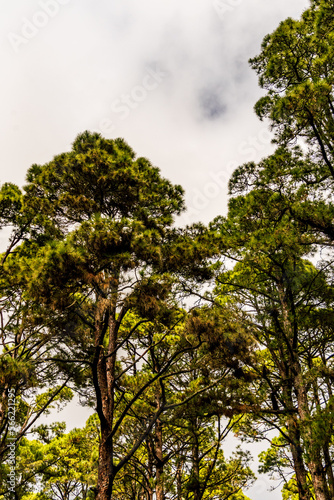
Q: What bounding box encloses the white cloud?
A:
[1,0,309,195]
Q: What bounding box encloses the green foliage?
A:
[14,415,99,500]
[250,0,334,176]
[3,2,334,495]
[24,131,185,230]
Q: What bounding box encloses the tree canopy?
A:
[2,1,334,500]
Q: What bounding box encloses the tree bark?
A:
[146,438,154,500]
[94,292,117,500]
[323,444,334,499]
[155,417,164,500]
[191,421,201,500]
[294,368,330,500]
[287,414,312,500]
[176,459,184,500]
[278,284,330,500]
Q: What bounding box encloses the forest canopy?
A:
[1,1,334,500]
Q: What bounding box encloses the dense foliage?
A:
[1,1,334,499]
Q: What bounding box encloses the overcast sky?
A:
[2,1,310,498]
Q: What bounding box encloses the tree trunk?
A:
[313,382,334,498]
[287,415,312,500]
[191,422,201,500]
[294,368,330,500]
[146,438,154,500]
[155,417,164,500]
[278,287,330,500]
[323,444,334,499]
[308,459,330,500]
[96,423,114,500]
[176,459,184,500]
[94,294,117,500]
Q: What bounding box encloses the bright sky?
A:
[2,1,310,498]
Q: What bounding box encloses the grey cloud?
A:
[198,86,227,120]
